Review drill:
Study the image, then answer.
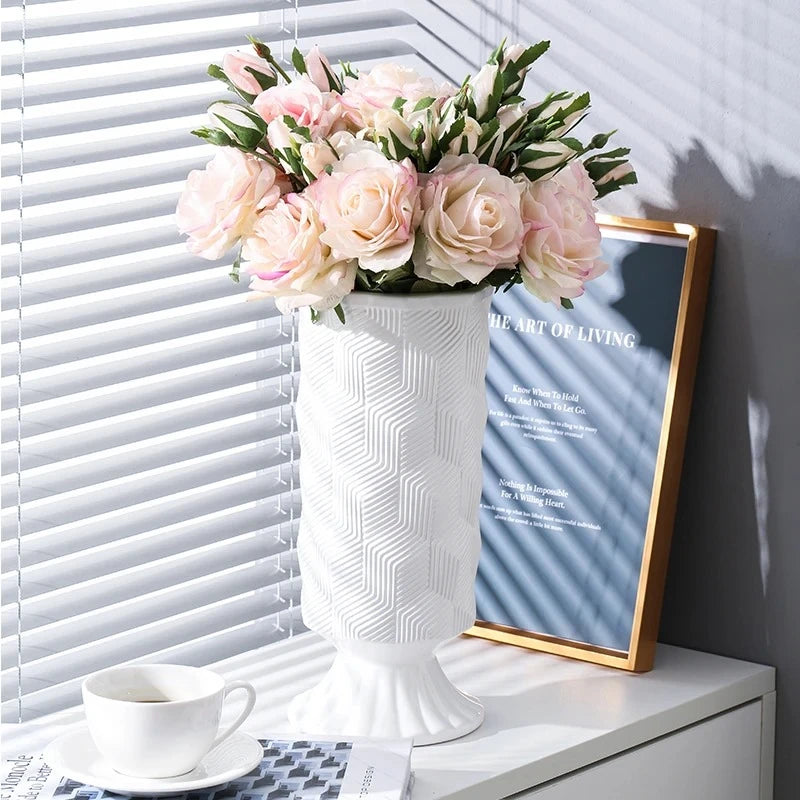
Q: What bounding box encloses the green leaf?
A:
[207,63,257,103]
[388,129,415,160]
[560,297,574,309]
[511,40,550,72]
[488,38,507,65]
[339,60,358,79]
[518,145,565,165]
[244,65,277,91]
[560,136,584,152]
[553,91,590,122]
[392,96,407,111]
[584,157,629,181]
[333,303,346,325]
[477,118,500,148]
[594,168,638,198]
[310,308,321,324]
[321,60,344,92]
[291,47,307,75]
[211,112,263,149]
[410,124,425,144]
[229,249,242,283]
[191,127,234,147]
[585,146,631,162]
[413,96,436,112]
[485,66,505,119]
[438,116,465,151]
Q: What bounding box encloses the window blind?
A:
[1,0,481,722]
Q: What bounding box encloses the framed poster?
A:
[468,216,715,671]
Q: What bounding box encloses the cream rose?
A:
[243,193,356,312]
[176,149,287,260]
[315,142,422,271]
[413,155,524,285]
[253,76,340,138]
[517,161,606,305]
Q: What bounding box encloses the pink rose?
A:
[176,149,287,260]
[253,76,340,138]
[305,46,336,91]
[243,193,356,312]
[222,50,276,96]
[517,161,606,305]
[413,155,524,285]
[341,63,455,127]
[315,142,421,271]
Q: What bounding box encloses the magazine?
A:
[2,738,413,800]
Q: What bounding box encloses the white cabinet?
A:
[525,700,772,800]
[1,634,775,800]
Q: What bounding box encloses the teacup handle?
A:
[212,680,257,750]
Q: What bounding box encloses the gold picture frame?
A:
[467,215,716,672]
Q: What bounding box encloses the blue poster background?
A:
[477,233,687,652]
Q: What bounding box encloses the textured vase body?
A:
[288,287,492,745]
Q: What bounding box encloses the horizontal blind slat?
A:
[2,475,297,573]
[1,0,293,40]
[2,11,408,74]
[0,606,305,722]
[2,552,298,665]
[2,270,250,342]
[1,383,285,474]
[1,410,287,507]
[2,300,278,377]
[3,580,302,700]
[3,325,281,409]
[3,436,297,537]
[0,509,297,616]
[1,356,289,442]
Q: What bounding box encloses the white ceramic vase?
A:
[287,286,492,745]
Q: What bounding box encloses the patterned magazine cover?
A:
[2,739,413,800]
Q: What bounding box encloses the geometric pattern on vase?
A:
[290,288,492,745]
[296,288,493,645]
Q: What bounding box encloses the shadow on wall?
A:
[648,142,800,793]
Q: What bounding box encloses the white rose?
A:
[315,141,422,270]
[468,63,499,120]
[299,140,337,177]
[176,149,287,260]
[446,115,482,155]
[520,139,577,178]
[596,161,635,186]
[500,43,528,70]
[243,192,356,312]
[413,154,524,285]
[538,97,585,137]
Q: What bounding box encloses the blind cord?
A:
[16,0,27,724]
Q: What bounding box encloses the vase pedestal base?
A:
[287,640,484,746]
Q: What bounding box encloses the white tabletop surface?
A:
[2,632,775,800]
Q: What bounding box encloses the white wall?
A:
[430,1,799,795]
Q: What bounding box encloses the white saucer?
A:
[43,728,263,796]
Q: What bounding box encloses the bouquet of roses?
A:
[176,38,636,321]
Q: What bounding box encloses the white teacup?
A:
[82,664,256,778]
